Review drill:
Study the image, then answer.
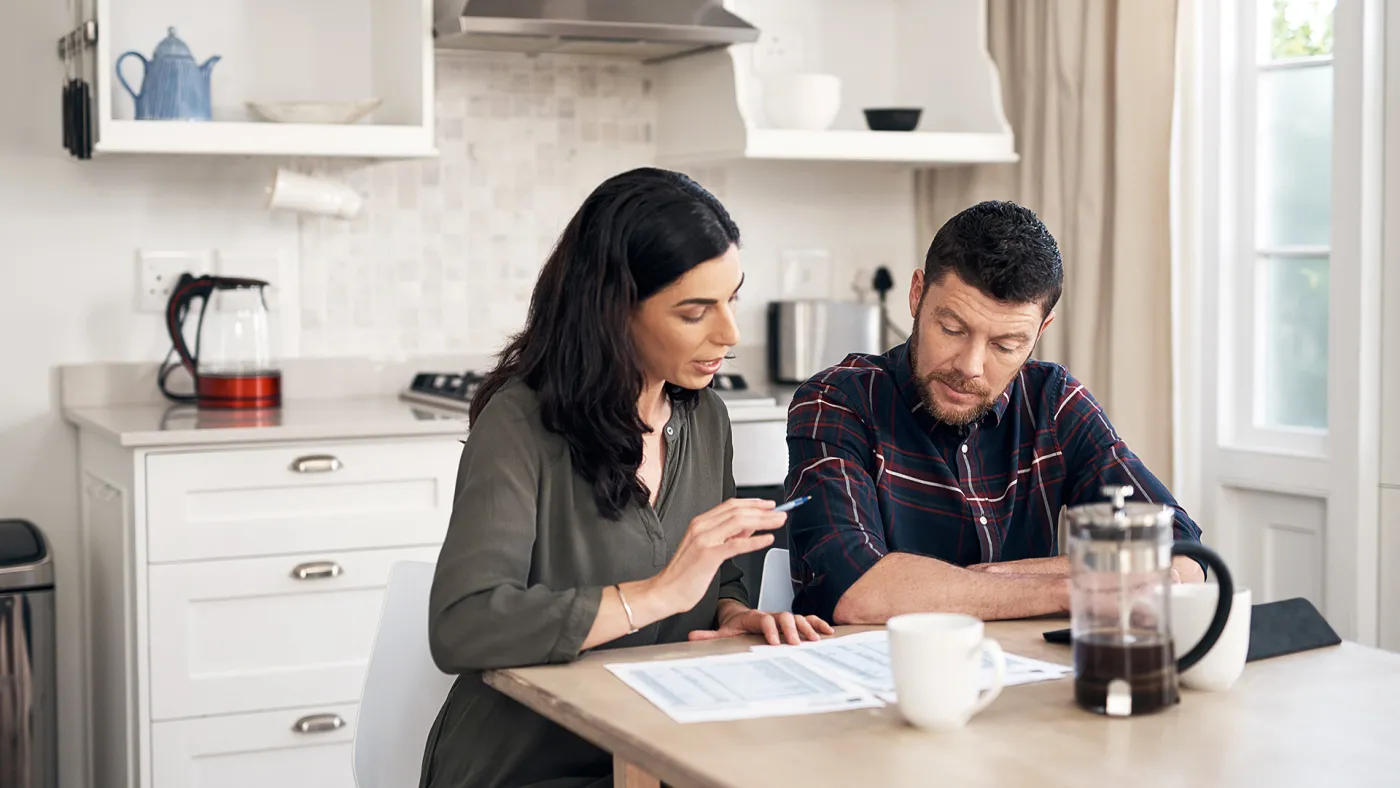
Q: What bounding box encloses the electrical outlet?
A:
[780,248,832,299]
[752,29,805,73]
[136,250,215,313]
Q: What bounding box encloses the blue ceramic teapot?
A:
[116,28,220,121]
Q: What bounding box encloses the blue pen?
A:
[773,495,811,513]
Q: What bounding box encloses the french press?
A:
[1065,485,1235,716]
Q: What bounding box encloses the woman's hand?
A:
[690,602,835,646]
[636,498,787,620]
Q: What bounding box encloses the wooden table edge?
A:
[484,622,1392,788]
[484,669,712,788]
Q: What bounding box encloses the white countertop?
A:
[58,353,793,450]
[64,397,470,448]
[63,396,789,449]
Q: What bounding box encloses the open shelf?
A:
[669,128,1017,166]
[96,120,436,158]
[91,0,435,159]
[654,0,1017,166]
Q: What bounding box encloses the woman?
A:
[421,167,833,788]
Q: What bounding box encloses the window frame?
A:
[1224,0,1334,456]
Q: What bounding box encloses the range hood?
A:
[433,0,760,62]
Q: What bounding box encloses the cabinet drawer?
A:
[145,438,461,562]
[148,546,440,720]
[151,703,357,788]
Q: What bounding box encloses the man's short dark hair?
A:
[923,200,1063,315]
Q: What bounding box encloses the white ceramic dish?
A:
[759,73,841,131]
[246,99,382,125]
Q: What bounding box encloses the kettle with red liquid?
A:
[159,273,282,409]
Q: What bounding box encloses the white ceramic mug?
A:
[887,613,1006,730]
[266,168,364,219]
[1171,584,1252,691]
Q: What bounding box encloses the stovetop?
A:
[398,371,486,412]
[399,371,777,412]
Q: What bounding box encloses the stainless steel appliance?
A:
[767,300,883,384]
[433,0,760,62]
[0,519,56,788]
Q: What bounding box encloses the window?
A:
[1254,0,1334,432]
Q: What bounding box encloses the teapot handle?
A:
[1170,541,1235,673]
[115,51,147,102]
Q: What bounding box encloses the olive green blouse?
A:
[420,380,750,788]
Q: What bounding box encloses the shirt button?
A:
[961,444,968,454]
[980,516,988,525]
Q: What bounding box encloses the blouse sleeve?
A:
[427,394,603,672]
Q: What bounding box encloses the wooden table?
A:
[485,619,1400,788]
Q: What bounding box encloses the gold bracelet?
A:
[616,584,640,634]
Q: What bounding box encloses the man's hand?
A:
[1171,555,1206,584]
[967,555,1070,576]
[833,553,1071,624]
[969,554,1207,584]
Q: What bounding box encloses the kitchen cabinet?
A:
[149,704,359,788]
[653,0,1017,166]
[76,429,460,788]
[70,0,435,158]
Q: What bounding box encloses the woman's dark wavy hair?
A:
[469,167,741,520]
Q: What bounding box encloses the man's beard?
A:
[908,323,997,427]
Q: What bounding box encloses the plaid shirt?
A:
[783,342,1202,620]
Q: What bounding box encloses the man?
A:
[783,200,1204,625]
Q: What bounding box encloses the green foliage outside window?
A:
[1271,0,1334,59]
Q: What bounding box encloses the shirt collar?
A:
[892,341,1013,431]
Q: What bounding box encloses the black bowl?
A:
[863,107,922,132]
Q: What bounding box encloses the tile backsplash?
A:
[297,53,658,358]
[290,52,917,362]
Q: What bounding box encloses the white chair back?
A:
[757,547,794,612]
[352,560,456,788]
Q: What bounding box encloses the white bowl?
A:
[246,99,382,125]
[759,73,841,131]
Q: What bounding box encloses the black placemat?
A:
[1040,596,1342,662]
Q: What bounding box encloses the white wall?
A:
[1,2,916,786]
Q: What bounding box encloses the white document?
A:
[605,650,885,724]
[751,630,1073,700]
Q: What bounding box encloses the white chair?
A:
[353,560,457,788]
[757,547,794,612]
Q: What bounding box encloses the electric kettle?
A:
[160,274,281,410]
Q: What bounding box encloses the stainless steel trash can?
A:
[0,519,56,788]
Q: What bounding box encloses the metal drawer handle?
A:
[290,454,342,473]
[291,561,343,581]
[291,713,345,734]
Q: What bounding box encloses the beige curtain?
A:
[915,0,1181,475]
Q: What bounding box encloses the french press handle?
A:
[1170,541,1235,673]
[1100,485,1235,673]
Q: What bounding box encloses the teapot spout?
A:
[200,55,222,76]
